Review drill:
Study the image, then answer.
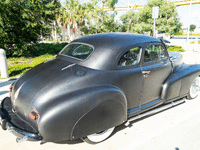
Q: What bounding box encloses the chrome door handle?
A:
[142,71,151,75]
[142,71,151,78]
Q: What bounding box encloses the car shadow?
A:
[0,91,9,95]
[0,81,12,88]
[55,139,83,145]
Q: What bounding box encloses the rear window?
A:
[60,43,93,60]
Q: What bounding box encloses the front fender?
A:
[37,85,127,142]
[162,63,200,101]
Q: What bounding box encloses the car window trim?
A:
[58,42,95,62]
[117,45,143,69]
[142,43,169,66]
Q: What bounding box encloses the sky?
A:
[59,0,200,28]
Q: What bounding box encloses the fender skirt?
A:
[38,85,127,142]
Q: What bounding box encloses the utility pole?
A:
[152,6,159,37]
[187,0,192,43]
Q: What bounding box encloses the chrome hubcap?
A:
[190,77,200,98]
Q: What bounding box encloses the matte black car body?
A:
[1,33,200,143]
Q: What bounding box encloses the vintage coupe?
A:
[0,33,200,144]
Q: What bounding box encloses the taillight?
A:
[9,81,15,92]
[30,111,39,120]
[9,86,12,92]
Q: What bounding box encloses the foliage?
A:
[190,41,200,44]
[7,42,68,57]
[167,45,185,52]
[57,0,87,41]
[120,11,136,32]
[26,42,68,56]
[5,43,185,78]
[81,0,119,34]
[174,33,200,37]
[174,30,184,35]
[0,0,61,55]
[120,0,182,35]
[190,24,196,33]
[5,42,68,77]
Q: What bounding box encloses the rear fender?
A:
[161,63,200,101]
[38,85,127,142]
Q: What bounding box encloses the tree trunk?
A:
[54,21,58,41]
[67,24,74,42]
[150,30,153,37]
[62,25,66,41]
[75,26,82,39]
[52,28,54,40]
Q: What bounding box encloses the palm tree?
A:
[58,7,68,41]
[58,0,86,41]
[65,0,85,41]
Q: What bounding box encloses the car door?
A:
[140,43,172,110]
[117,46,143,116]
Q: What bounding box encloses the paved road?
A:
[0,51,200,150]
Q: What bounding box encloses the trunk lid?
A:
[11,58,75,121]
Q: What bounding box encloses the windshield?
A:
[60,43,93,60]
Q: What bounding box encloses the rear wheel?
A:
[187,76,200,99]
[81,127,115,144]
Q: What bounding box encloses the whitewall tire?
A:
[187,76,200,99]
[82,127,115,144]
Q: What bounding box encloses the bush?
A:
[6,42,68,57]
[27,42,68,57]
[167,45,185,52]
[3,42,68,78]
[190,41,200,44]
[174,30,184,36]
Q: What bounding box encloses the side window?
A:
[60,44,93,60]
[144,44,167,63]
[118,47,142,66]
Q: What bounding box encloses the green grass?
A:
[175,33,200,37]
[190,41,200,44]
[0,42,69,79]
[167,45,185,52]
[7,54,56,78]
[1,42,69,78]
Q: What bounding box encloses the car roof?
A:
[73,32,160,50]
[59,33,162,70]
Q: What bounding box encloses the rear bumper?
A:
[0,97,42,142]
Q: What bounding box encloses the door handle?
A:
[142,71,151,78]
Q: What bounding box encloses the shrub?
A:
[167,45,185,52]
[190,41,200,44]
[6,42,68,57]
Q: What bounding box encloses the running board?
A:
[124,98,186,126]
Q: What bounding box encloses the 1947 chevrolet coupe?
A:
[0,33,200,144]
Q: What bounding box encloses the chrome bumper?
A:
[0,97,42,142]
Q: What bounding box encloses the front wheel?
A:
[81,127,115,144]
[187,76,200,99]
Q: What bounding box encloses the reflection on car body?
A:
[0,33,200,144]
